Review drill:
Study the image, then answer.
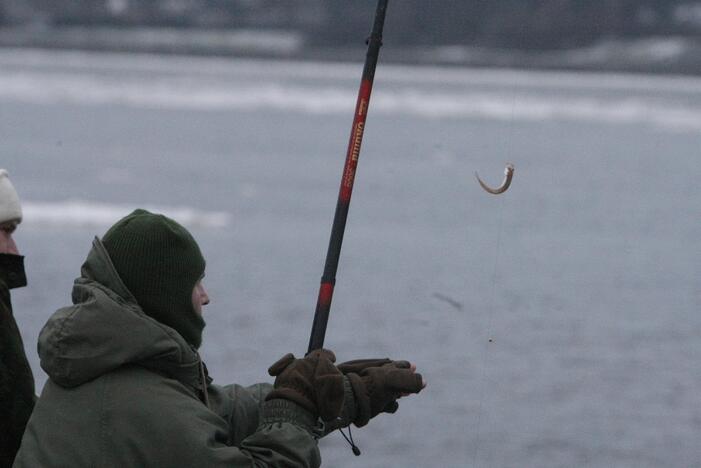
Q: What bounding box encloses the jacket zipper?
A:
[198,354,210,409]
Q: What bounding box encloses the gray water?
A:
[1,48,700,468]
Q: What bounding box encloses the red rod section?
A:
[308,0,389,354]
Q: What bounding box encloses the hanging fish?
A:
[475,164,514,195]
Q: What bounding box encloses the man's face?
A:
[191,279,210,316]
[0,221,19,254]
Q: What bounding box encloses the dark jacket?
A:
[14,239,324,467]
[0,254,35,468]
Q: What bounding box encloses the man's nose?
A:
[5,234,19,255]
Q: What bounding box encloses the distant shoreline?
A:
[3,25,701,76]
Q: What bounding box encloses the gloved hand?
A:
[340,359,424,427]
[337,358,394,375]
[266,349,345,422]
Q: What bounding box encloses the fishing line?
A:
[471,80,518,468]
[471,198,507,467]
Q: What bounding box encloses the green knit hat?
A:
[102,209,206,348]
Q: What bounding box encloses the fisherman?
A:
[0,169,35,468]
[14,209,424,467]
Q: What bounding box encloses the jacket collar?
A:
[38,238,203,391]
[0,253,27,289]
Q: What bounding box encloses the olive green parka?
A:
[14,239,323,467]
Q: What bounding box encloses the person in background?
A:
[0,169,35,468]
[15,209,425,467]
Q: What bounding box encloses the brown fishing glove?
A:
[341,359,424,427]
[337,358,396,374]
[266,349,345,422]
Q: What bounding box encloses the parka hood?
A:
[39,237,201,388]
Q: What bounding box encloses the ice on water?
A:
[2,49,700,468]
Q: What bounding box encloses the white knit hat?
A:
[0,169,22,224]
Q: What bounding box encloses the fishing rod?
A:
[308,0,389,354]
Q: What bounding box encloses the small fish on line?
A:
[476,164,514,195]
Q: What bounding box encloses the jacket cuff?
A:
[261,399,322,436]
